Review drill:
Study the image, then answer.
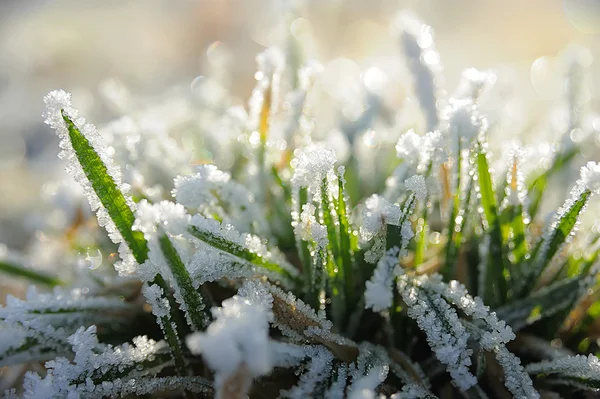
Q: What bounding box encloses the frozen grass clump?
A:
[2,9,600,399]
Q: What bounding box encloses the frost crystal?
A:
[173,165,267,234]
[186,280,274,397]
[133,200,190,282]
[291,148,337,195]
[398,275,476,391]
[187,214,298,287]
[295,203,328,248]
[22,326,172,398]
[365,247,402,312]
[454,68,496,100]
[580,161,600,194]
[443,98,485,145]
[503,144,528,207]
[280,346,335,399]
[360,195,402,242]
[404,175,427,202]
[247,47,285,135]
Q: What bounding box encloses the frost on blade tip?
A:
[395,130,422,165]
[173,165,267,234]
[364,247,402,312]
[393,12,442,132]
[173,165,230,208]
[186,280,273,398]
[454,68,496,100]
[405,175,427,202]
[395,130,443,168]
[247,47,285,135]
[291,148,337,196]
[44,90,141,275]
[360,195,402,242]
[295,203,328,248]
[580,161,600,195]
[443,98,486,146]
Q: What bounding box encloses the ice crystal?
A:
[360,195,402,242]
[22,326,173,398]
[580,161,600,194]
[291,147,337,196]
[364,247,402,312]
[173,165,267,234]
[186,280,273,398]
[398,276,476,391]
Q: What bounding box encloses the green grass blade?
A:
[188,225,298,283]
[476,145,507,305]
[527,147,578,219]
[413,206,428,267]
[509,204,529,269]
[495,277,581,332]
[61,111,148,264]
[337,172,355,306]
[527,355,600,392]
[159,234,209,330]
[518,188,590,297]
[0,261,62,287]
[320,178,346,322]
[61,111,186,372]
[444,141,462,278]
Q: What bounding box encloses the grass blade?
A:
[188,225,298,284]
[0,260,62,287]
[518,187,590,298]
[476,143,507,305]
[495,277,581,332]
[159,233,209,330]
[527,147,578,219]
[337,170,355,306]
[59,110,186,373]
[61,111,148,264]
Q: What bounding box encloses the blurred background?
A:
[0,0,599,249]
